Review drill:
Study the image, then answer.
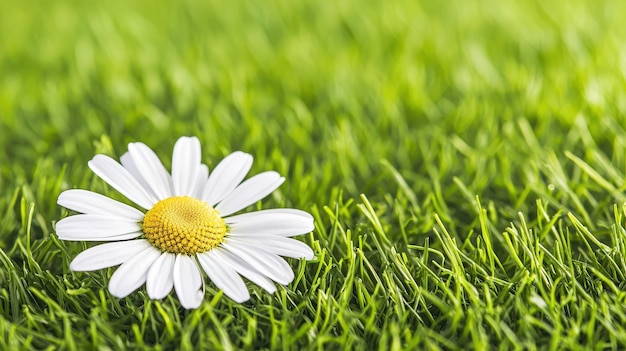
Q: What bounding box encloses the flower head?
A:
[56,136,314,308]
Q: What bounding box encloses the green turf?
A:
[2,0,626,349]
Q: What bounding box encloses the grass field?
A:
[2,0,626,349]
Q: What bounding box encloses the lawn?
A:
[2,0,626,349]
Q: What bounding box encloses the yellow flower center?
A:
[142,196,226,255]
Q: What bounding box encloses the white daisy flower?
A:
[56,136,314,309]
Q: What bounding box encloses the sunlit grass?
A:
[2,0,626,349]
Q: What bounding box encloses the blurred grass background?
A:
[2,0,626,349]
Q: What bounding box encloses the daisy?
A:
[56,136,314,309]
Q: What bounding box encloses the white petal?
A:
[172,137,202,197]
[210,248,276,294]
[108,246,161,298]
[127,142,173,200]
[193,164,209,198]
[216,172,285,216]
[120,152,156,199]
[88,154,156,209]
[227,236,314,260]
[226,209,314,236]
[58,189,144,221]
[173,255,204,309]
[197,251,250,303]
[221,242,294,285]
[56,215,142,241]
[70,239,152,271]
[202,152,253,206]
[146,253,175,300]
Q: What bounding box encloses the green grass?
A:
[2,0,626,349]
